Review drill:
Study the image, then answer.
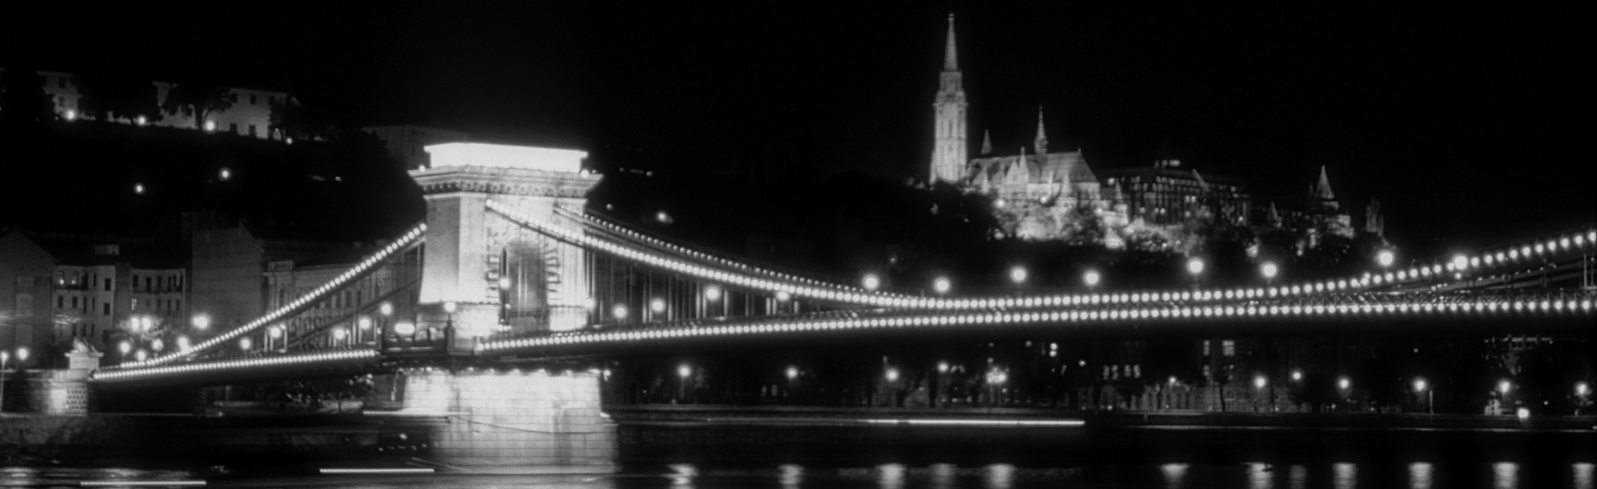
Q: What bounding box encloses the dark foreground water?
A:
[3,422,1594,488]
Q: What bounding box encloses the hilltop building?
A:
[2,68,293,140]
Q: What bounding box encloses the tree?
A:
[160,80,233,129]
[0,68,56,125]
[75,71,162,123]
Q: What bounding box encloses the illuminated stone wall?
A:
[400,369,616,469]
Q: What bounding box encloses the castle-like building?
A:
[927,14,1374,247]
[929,14,1113,241]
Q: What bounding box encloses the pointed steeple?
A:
[1033,106,1049,156]
[1267,201,1282,227]
[1311,166,1339,211]
[943,13,959,71]
[980,129,993,155]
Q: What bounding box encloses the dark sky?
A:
[4,2,1592,257]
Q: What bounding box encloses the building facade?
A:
[4,68,292,140]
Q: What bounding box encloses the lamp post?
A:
[1261,262,1279,286]
[1377,250,1396,269]
[1,351,9,413]
[933,276,951,296]
[1083,270,1101,293]
[357,316,373,345]
[1009,266,1028,290]
[1187,258,1205,289]
[1414,377,1432,414]
[442,301,457,343]
[677,364,692,404]
[1253,375,1268,412]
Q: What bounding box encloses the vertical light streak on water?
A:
[1409,462,1433,489]
[929,463,958,489]
[1289,465,1307,489]
[778,464,802,489]
[1575,463,1594,489]
[877,463,906,489]
[1161,463,1188,489]
[1493,462,1518,489]
[667,463,697,488]
[984,464,1015,489]
[1249,463,1273,489]
[1333,463,1357,489]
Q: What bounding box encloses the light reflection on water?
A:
[1288,465,1306,489]
[1334,463,1357,489]
[877,462,906,489]
[778,463,803,489]
[1577,463,1594,489]
[1409,462,1434,489]
[983,463,1015,489]
[1248,462,1271,489]
[1494,462,1519,489]
[1160,463,1188,489]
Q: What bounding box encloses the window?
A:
[104,278,111,291]
[58,295,64,308]
[131,298,137,311]
[1222,340,1236,357]
[103,303,110,315]
[1201,340,1210,356]
[249,124,257,136]
[16,293,33,316]
[230,123,238,133]
[72,296,79,308]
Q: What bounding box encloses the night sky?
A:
[4,2,1591,258]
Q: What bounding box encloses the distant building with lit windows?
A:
[1098,160,1252,227]
[2,68,293,140]
[0,230,186,363]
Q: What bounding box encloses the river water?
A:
[2,423,1593,488]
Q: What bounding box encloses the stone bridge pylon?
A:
[402,142,614,470]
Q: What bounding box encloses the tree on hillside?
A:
[75,71,162,123]
[160,80,233,129]
[0,68,57,125]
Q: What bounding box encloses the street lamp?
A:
[862,274,881,291]
[650,298,667,314]
[705,285,722,302]
[358,316,373,344]
[885,368,900,382]
[1497,379,1512,395]
[1187,258,1205,286]
[379,302,394,316]
[612,304,629,321]
[933,276,951,295]
[1337,376,1351,391]
[1291,369,1302,382]
[937,361,949,373]
[1414,377,1432,414]
[1009,266,1028,285]
[1377,250,1396,268]
[176,335,190,351]
[192,315,210,331]
[786,366,799,380]
[394,322,416,336]
[239,337,252,352]
[1451,254,1468,272]
[1261,262,1279,283]
[1083,270,1101,292]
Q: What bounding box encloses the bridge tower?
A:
[411,143,600,346]
[405,143,613,470]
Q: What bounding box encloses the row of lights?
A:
[104,224,426,371]
[92,349,379,382]
[548,204,1597,314]
[483,293,1595,353]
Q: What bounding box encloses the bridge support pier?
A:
[399,369,616,472]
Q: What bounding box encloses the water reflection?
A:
[1334,463,1357,489]
[778,463,803,489]
[983,463,1015,489]
[1409,462,1434,489]
[1576,463,1594,489]
[667,463,696,488]
[1249,462,1272,489]
[1288,465,1306,489]
[929,463,958,489]
[1494,462,1518,489]
[1161,463,1189,489]
[877,463,906,489]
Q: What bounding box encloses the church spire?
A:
[1033,105,1049,156]
[943,13,959,71]
[981,129,992,155]
[928,12,968,184]
[1312,166,1339,210]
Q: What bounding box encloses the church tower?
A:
[929,13,968,184]
[1033,106,1049,157]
